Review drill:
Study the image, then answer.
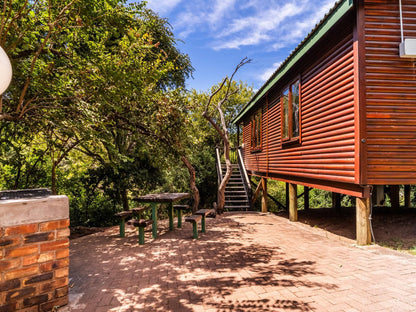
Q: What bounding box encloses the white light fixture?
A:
[399,0,416,58]
[0,46,12,94]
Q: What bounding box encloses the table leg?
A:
[119,217,126,238]
[168,202,174,231]
[139,227,145,245]
[152,203,157,239]
[192,222,198,239]
[201,215,206,233]
[177,209,182,228]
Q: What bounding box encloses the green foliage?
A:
[189,80,254,148]
[308,188,332,208]
[0,0,195,226]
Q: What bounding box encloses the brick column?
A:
[0,196,69,311]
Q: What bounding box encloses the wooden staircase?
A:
[222,164,251,211]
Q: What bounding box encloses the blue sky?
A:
[142,0,338,92]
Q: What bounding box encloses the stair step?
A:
[227,181,244,185]
[226,200,249,203]
[226,197,248,201]
[225,192,247,196]
[219,162,251,211]
[224,205,250,210]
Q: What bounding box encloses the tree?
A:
[70,3,194,209]
[202,58,252,214]
[1,0,195,210]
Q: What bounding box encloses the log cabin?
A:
[233,0,416,245]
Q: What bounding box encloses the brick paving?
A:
[63,212,416,311]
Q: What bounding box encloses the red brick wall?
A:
[0,219,69,311]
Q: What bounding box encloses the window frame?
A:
[281,79,301,146]
[250,108,262,152]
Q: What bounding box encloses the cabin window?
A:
[251,109,262,151]
[281,80,300,143]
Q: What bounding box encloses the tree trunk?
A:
[181,155,200,213]
[51,161,57,195]
[201,58,251,214]
[217,140,232,214]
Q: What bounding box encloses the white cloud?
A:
[213,2,299,50]
[166,0,335,51]
[259,62,282,82]
[145,0,183,15]
[169,0,338,52]
[208,0,237,26]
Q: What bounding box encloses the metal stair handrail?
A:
[216,147,223,185]
[237,146,252,208]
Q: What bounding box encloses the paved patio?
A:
[64,212,416,311]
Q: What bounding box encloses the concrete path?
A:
[64,212,416,311]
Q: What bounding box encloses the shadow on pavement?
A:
[68,214,337,311]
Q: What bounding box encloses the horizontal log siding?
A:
[243,33,356,184]
[364,0,416,184]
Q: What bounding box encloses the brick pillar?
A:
[0,196,69,311]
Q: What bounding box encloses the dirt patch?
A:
[277,207,416,254]
[70,226,107,239]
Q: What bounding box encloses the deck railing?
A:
[216,147,223,185]
[216,147,238,164]
[237,146,252,207]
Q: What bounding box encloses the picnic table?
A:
[134,192,190,239]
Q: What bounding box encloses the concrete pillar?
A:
[356,197,371,245]
[289,183,298,221]
[261,178,268,213]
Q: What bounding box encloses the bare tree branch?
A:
[201,57,251,214]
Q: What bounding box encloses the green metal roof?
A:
[233,0,354,125]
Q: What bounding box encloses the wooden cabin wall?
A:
[242,28,357,186]
[364,0,416,185]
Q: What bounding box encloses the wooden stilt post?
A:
[404,185,411,208]
[332,192,341,211]
[374,185,385,206]
[285,182,289,211]
[289,183,298,221]
[261,178,268,213]
[390,185,400,209]
[304,187,309,210]
[372,186,377,206]
[356,197,371,245]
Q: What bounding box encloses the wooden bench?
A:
[128,219,154,245]
[114,206,151,238]
[195,209,215,233]
[173,204,190,228]
[114,211,133,237]
[185,215,202,239]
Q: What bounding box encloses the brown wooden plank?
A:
[356,197,371,245]
[289,183,298,222]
